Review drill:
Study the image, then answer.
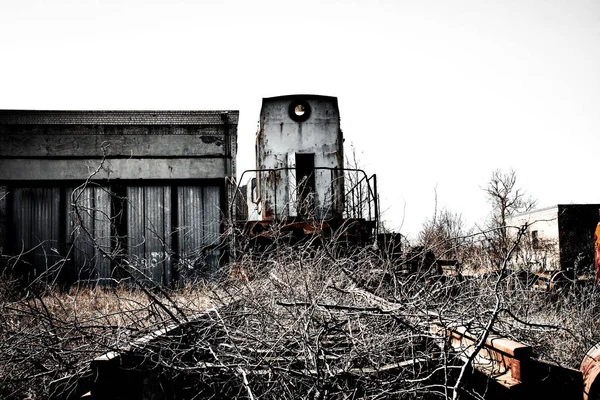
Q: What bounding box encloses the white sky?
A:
[1,0,599,239]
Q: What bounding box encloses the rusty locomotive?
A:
[232,94,381,246]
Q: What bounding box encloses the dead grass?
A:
[1,240,600,399]
[0,279,212,399]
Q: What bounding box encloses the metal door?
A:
[177,185,221,281]
[12,187,61,280]
[127,186,172,285]
[67,186,112,284]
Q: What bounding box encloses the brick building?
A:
[0,110,238,286]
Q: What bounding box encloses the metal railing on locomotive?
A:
[231,167,379,235]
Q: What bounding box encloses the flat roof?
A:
[0,110,239,125]
[511,204,600,218]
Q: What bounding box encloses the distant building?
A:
[0,110,238,286]
[506,204,600,273]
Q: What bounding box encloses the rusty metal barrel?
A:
[581,344,600,400]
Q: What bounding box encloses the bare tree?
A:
[419,208,469,263]
[484,169,536,267]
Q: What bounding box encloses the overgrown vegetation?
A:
[1,168,599,399]
[2,222,600,399]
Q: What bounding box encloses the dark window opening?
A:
[532,230,539,249]
[251,177,258,203]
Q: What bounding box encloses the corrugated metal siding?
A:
[202,186,221,273]
[12,188,61,279]
[177,185,221,281]
[8,183,222,286]
[127,186,172,286]
[67,186,112,283]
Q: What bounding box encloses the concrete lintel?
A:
[0,134,228,158]
[0,158,229,180]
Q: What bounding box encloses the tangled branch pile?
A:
[2,230,600,399]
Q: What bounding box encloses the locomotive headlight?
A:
[288,99,311,122]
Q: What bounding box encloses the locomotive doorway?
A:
[295,153,315,217]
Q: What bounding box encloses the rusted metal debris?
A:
[433,324,585,399]
[595,211,600,282]
[87,305,431,399]
[581,344,600,400]
[86,305,591,400]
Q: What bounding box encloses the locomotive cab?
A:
[236,94,378,241]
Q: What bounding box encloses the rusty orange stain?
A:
[595,210,600,282]
[581,344,600,400]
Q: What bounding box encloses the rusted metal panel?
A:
[12,187,62,279]
[433,324,583,398]
[67,186,112,283]
[582,344,600,400]
[431,324,532,388]
[315,168,329,219]
[595,211,600,281]
[260,169,286,220]
[127,186,172,286]
[286,154,297,217]
[177,185,221,281]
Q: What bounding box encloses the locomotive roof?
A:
[260,95,340,116]
[262,94,338,102]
